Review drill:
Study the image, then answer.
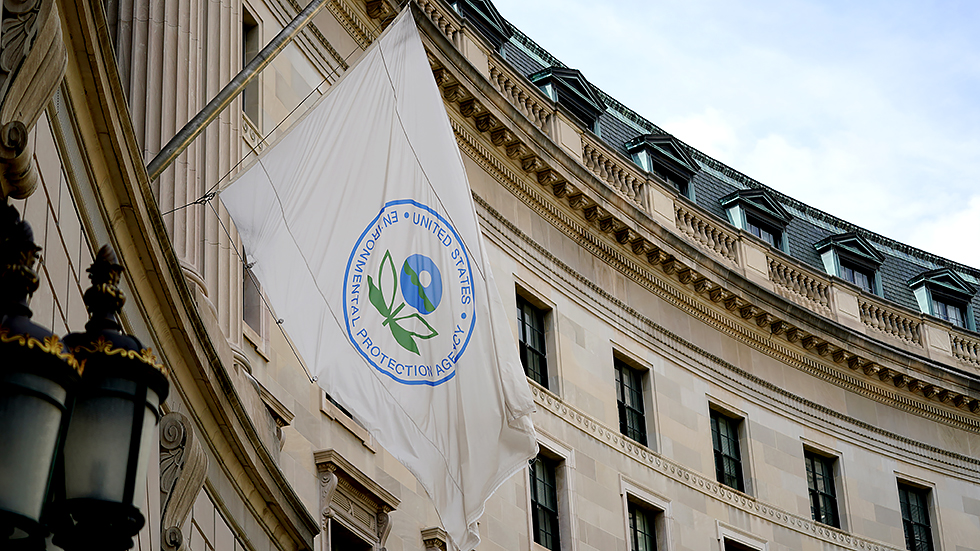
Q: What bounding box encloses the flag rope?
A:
[207,199,319,385]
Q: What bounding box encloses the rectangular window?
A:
[530,456,561,551]
[805,451,840,527]
[932,298,965,328]
[242,9,260,123]
[898,483,934,551]
[628,501,657,551]
[724,539,758,551]
[840,263,873,293]
[243,253,262,332]
[615,359,647,446]
[517,295,549,387]
[746,217,778,248]
[710,410,744,492]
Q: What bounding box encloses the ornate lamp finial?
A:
[82,244,125,332]
[0,200,41,317]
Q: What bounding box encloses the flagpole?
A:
[145,0,331,182]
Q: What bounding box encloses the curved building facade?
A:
[10,1,980,551]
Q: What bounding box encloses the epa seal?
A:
[343,199,476,385]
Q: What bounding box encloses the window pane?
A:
[898,483,933,551]
[530,457,561,551]
[933,298,967,328]
[628,502,657,551]
[805,451,839,527]
[711,411,744,492]
[517,297,549,387]
[616,361,647,446]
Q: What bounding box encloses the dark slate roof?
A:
[495,10,980,332]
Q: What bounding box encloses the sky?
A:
[490,0,980,270]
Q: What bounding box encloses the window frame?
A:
[720,189,792,253]
[897,481,935,551]
[909,268,977,331]
[315,449,399,551]
[527,434,574,551]
[804,449,840,528]
[620,477,670,551]
[931,293,969,329]
[814,232,885,296]
[614,357,648,447]
[241,5,261,126]
[717,523,768,551]
[529,455,562,551]
[242,249,270,358]
[709,408,746,493]
[517,293,549,388]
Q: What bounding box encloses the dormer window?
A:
[529,67,605,134]
[448,0,513,53]
[746,217,779,247]
[720,189,792,252]
[908,268,976,331]
[814,232,884,296]
[625,133,698,199]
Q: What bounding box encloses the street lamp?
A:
[0,201,169,551]
[0,203,80,546]
[52,245,170,551]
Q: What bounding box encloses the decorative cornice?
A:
[473,186,980,478]
[496,12,980,282]
[428,47,980,422]
[449,98,979,425]
[314,449,400,512]
[327,0,375,50]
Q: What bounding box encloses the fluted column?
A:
[108,0,242,344]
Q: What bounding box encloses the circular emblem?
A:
[343,199,476,385]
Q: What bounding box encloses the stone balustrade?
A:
[580,135,646,209]
[951,333,980,366]
[422,7,980,381]
[859,297,922,346]
[417,0,461,47]
[674,202,738,264]
[487,60,552,134]
[768,256,832,316]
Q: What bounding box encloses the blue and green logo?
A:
[344,200,476,386]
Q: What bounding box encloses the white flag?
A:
[221,8,536,550]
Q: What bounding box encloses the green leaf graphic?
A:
[380,250,397,312]
[388,321,419,354]
[402,260,436,313]
[366,250,440,356]
[368,275,389,317]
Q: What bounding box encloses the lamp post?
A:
[0,203,80,548]
[53,245,170,551]
[0,202,169,551]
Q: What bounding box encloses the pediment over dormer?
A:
[449,0,513,51]
[814,232,885,266]
[529,67,605,131]
[908,267,977,300]
[719,188,792,226]
[625,133,699,189]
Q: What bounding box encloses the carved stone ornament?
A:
[160,412,209,551]
[420,526,447,551]
[315,450,399,550]
[0,0,67,200]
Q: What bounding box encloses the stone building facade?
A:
[13,0,980,550]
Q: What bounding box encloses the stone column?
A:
[109,0,243,344]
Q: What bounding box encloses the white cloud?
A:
[491,0,980,269]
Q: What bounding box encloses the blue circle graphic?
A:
[399,254,443,314]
